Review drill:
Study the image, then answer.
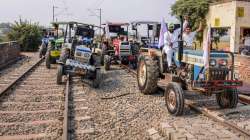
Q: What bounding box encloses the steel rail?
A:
[0,58,44,96]
[185,99,250,138]
[62,74,70,140]
[239,94,250,104]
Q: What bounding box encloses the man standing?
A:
[183,22,203,49]
[241,32,250,55]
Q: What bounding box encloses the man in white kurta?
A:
[163,23,182,67]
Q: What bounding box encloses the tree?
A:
[7,19,42,51]
[171,0,210,26]
[171,0,210,46]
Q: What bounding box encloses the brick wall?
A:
[235,55,250,82]
[0,41,20,69]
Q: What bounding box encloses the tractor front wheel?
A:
[216,89,238,109]
[57,65,64,85]
[137,55,159,94]
[165,82,184,116]
[45,52,51,69]
[104,55,111,71]
[93,69,102,88]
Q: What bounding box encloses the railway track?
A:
[0,59,66,140]
[121,64,250,139]
[63,76,97,140]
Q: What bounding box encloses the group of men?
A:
[163,17,203,67]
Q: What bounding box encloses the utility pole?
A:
[53,6,55,22]
[88,8,103,35]
[97,8,102,36]
[53,6,58,22]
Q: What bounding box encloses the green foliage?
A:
[0,35,9,42]
[171,0,210,45]
[171,0,210,26]
[7,19,42,51]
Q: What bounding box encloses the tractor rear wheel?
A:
[216,88,238,109]
[57,65,64,85]
[165,82,184,116]
[45,52,51,69]
[137,55,159,94]
[104,55,111,71]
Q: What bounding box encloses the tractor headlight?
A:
[76,51,82,57]
[210,59,217,67]
[83,53,91,58]
[218,59,228,66]
[234,73,240,80]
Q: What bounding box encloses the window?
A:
[211,28,231,51]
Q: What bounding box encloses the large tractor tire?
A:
[137,55,159,94]
[216,88,238,109]
[121,59,129,65]
[93,69,102,88]
[101,54,105,66]
[165,82,184,116]
[45,52,51,69]
[104,55,111,71]
[57,65,64,85]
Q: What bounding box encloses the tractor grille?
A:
[75,57,89,64]
[120,49,130,56]
[209,68,229,80]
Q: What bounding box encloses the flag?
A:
[105,23,110,38]
[203,26,211,69]
[158,19,167,49]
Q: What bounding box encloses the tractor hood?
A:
[183,49,229,58]
[176,49,230,67]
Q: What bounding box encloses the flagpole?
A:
[207,26,211,81]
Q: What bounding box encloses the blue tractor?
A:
[136,18,242,116]
[56,22,102,88]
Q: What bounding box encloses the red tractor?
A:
[102,22,137,70]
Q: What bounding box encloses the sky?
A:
[0,0,177,26]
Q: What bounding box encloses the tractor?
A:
[137,17,243,116]
[44,24,65,69]
[130,21,160,49]
[56,22,102,88]
[45,38,64,68]
[102,22,137,70]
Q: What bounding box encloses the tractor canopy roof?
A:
[51,21,93,26]
[102,22,129,26]
[51,21,102,29]
[130,21,159,25]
